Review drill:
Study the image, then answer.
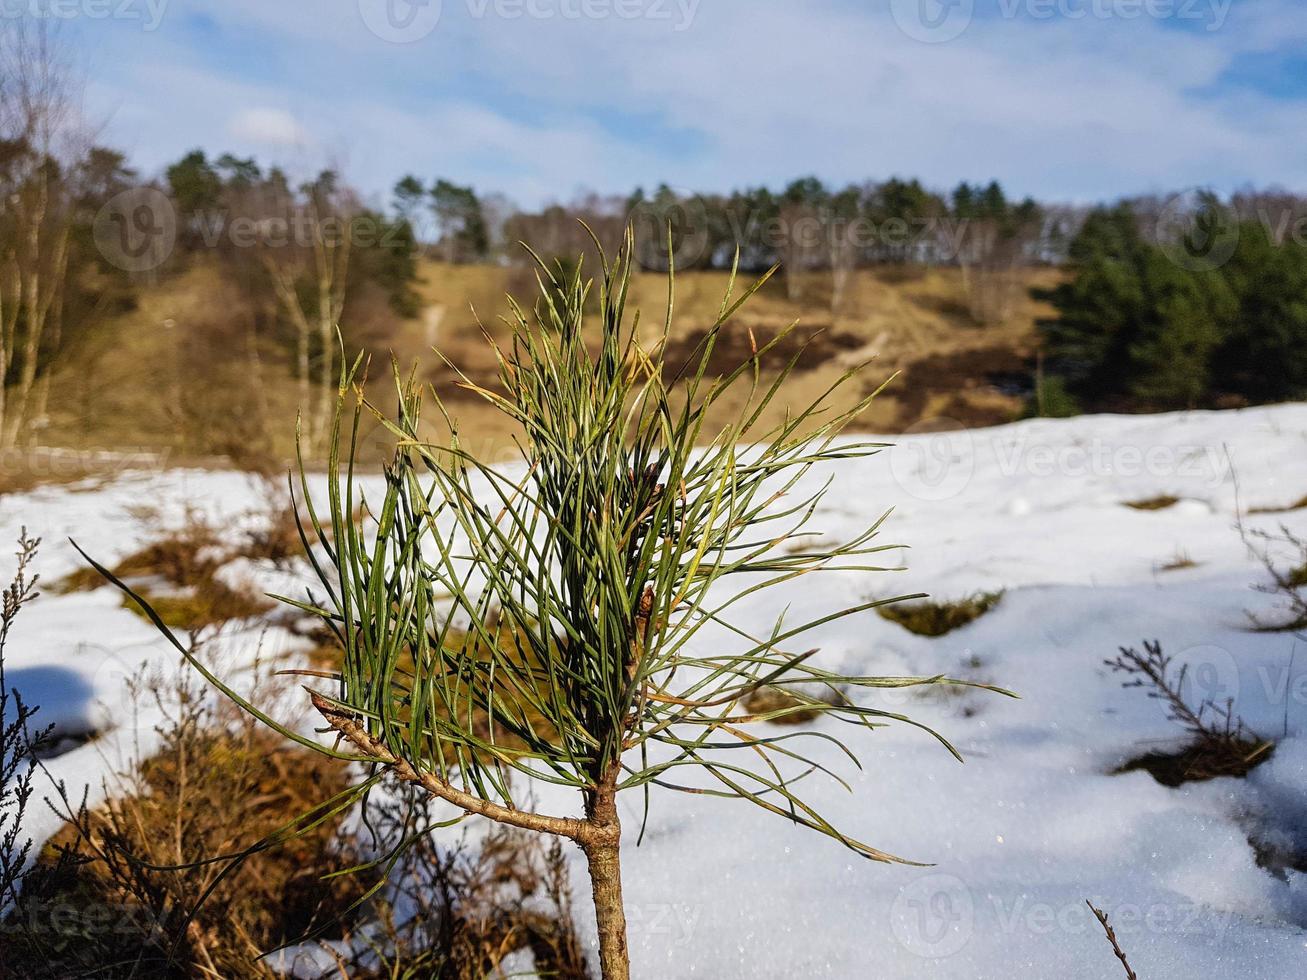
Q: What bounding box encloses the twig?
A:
[307,689,597,843]
[1087,901,1139,980]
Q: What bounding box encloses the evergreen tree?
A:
[1035,202,1307,410]
[165,150,222,219]
[392,174,426,226]
[430,178,488,261]
[1126,247,1234,408]
[1214,221,1307,402]
[214,153,261,191]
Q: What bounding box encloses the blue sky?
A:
[52,0,1307,209]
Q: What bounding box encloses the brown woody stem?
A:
[583,771,629,980]
[308,689,590,841]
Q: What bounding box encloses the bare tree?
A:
[0,23,77,449]
[254,169,354,451]
[956,207,1042,326]
[829,226,856,313]
[777,200,821,303]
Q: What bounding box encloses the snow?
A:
[4,404,1307,977]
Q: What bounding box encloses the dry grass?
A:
[55,510,273,631]
[55,511,222,595]
[117,586,272,631]
[1249,493,1307,515]
[51,487,365,631]
[35,258,1060,475]
[1157,550,1199,573]
[40,263,303,466]
[10,680,371,979]
[877,591,1005,637]
[1124,495,1181,511]
[740,685,829,725]
[7,673,589,979]
[0,449,168,496]
[1115,737,1273,787]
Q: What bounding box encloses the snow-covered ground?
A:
[4,404,1307,978]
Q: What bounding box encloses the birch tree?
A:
[0,24,75,449]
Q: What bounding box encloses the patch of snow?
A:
[4,405,1307,976]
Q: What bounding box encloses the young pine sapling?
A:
[92,234,1005,979]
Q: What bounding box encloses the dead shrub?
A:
[10,674,370,979]
[1106,640,1272,787]
[7,668,589,979]
[329,794,590,980]
[1242,523,1307,633]
[1,532,51,926]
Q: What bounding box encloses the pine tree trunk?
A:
[583,836,628,980]
[583,782,629,980]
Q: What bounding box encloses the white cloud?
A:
[75,0,1307,206]
[227,107,312,148]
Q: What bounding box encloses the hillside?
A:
[29,259,1060,475]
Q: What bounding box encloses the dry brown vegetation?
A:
[1156,550,1200,573]
[10,688,369,979]
[1249,493,1307,515]
[1107,640,1273,787]
[8,674,588,979]
[1124,495,1181,512]
[36,257,1060,470]
[740,685,831,725]
[55,508,273,631]
[1243,522,1307,633]
[1087,901,1140,980]
[877,591,1005,637]
[7,493,595,979]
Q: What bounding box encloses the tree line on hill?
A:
[390,174,1307,412]
[393,173,1058,323]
